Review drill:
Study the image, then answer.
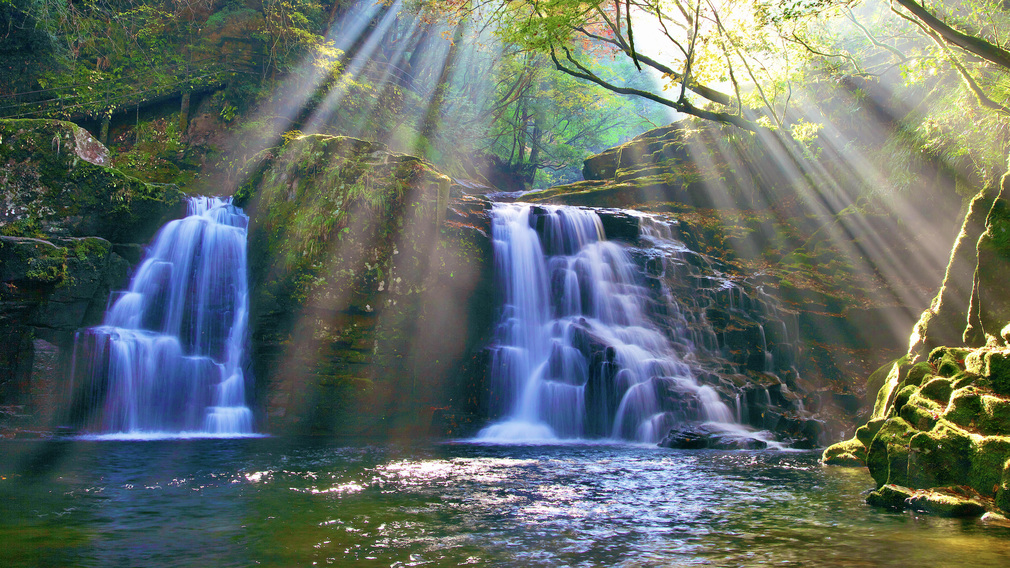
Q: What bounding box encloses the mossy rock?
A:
[822,437,866,466]
[996,458,1010,514]
[0,118,184,243]
[900,393,941,431]
[965,349,1010,395]
[855,417,886,447]
[866,483,914,508]
[866,417,917,487]
[944,387,984,429]
[905,361,933,386]
[929,346,969,378]
[951,371,980,390]
[890,384,919,417]
[970,437,1010,496]
[919,377,954,403]
[979,395,1010,435]
[871,358,908,419]
[907,422,974,489]
[905,488,986,518]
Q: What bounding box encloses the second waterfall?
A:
[479,203,734,443]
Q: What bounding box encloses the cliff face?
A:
[0,119,184,433]
[237,134,493,437]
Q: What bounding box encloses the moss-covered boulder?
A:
[1,119,184,242]
[825,342,1010,517]
[239,134,493,438]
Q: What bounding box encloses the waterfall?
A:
[70,196,255,437]
[478,203,736,443]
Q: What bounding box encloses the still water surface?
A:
[3,439,1010,567]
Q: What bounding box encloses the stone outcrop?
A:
[237,134,493,437]
[0,119,184,435]
[825,173,1010,517]
[824,344,1010,517]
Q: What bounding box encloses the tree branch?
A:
[892,0,1010,71]
[548,45,762,132]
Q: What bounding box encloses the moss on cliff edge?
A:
[1,119,184,243]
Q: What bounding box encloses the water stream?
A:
[68,197,255,437]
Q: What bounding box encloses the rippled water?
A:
[3,440,1010,567]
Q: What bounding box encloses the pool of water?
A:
[3,439,1010,567]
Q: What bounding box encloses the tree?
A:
[431,0,814,132]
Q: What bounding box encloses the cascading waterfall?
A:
[70,196,255,437]
[478,203,736,443]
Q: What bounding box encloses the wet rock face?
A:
[239,134,493,438]
[0,119,186,434]
[585,209,829,448]
[824,345,1010,518]
[0,235,132,431]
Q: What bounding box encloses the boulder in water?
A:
[658,422,769,450]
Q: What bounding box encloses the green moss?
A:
[904,361,933,387]
[822,437,866,466]
[866,417,916,487]
[890,384,919,416]
[907,421,974,488]
[919,377,954,403]
[996,458,1010,514]
[980,395,1010,435]
[856,417,886,447]
[945,387,984,429]
[900,393,941,431]
[872,358,908,419]
[970,437,1010,496]
[905,489,986,518]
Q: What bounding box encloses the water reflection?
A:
[2,440,1010,567]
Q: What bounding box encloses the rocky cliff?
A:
[236,134,493,437]
[0,119,184,434]
[514,121,962,442]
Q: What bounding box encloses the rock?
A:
[967,191,1010,343]
[997,458,1010,514]
[905,488,986,518]
[1,119,185,243]
[822,437,866,466]
[965,348,1010,395]
[908,189,997,356]
[866,417,916,487]
[659,422,769,450]
[866,484,914,508]
[919,377,954,403]
[240,134,493,436]
[906,423,973,488]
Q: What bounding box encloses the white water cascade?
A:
[70,196,255,437]
[478,203,737,443]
